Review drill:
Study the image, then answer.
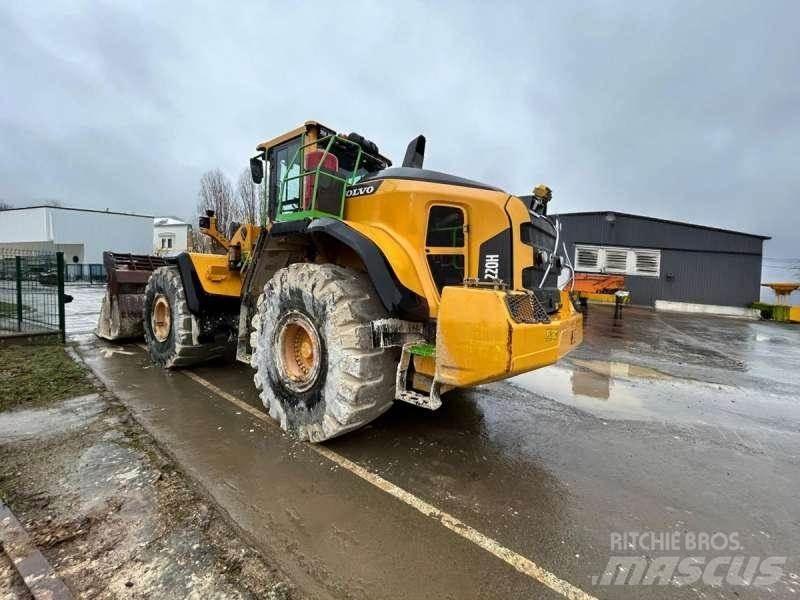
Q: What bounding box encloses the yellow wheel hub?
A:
[276,312,321,392]
[151,295,171,343]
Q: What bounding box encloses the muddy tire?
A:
[250,263,397,442]
[143,266,230,369]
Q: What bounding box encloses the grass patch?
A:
[1,300,16,316]
[0,344,94,411]
[0,300,31,318]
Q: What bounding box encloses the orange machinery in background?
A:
[570,273,630,317]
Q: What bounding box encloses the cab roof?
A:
[255,121,331,152]
[255,121,392,166]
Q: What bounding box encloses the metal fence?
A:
[64,263,106,284]
[0,249,66,342]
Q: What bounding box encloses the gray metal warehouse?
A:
[555,211,770,308]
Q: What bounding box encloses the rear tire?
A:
[250,263,397,442]
[143,266,231,368]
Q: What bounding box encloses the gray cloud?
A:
[1,1,798,259]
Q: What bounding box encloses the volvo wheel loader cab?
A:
[131,120,582,442]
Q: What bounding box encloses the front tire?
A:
[250,263,397,442]
[143,266,230,368]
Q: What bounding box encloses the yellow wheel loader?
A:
[98,121,583,441]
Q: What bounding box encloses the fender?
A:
[307,217,428,320]
[174,253,240,315]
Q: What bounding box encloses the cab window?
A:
[425,205,466,293]
[426,206,465,247]
[268,137,302,217]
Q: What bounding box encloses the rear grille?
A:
[505,293,551,324]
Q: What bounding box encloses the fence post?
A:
[15,256,23,331]
[56,252,66,343]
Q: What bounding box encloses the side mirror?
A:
[250,156,264,184]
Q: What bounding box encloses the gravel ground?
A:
[0,351,297,600]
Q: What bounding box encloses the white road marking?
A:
[177,365,598,600]
[183,370,268,422]
[312,445,598,600]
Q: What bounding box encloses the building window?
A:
[160,235,175,249]
[604,248,629,273]
[634,249,661,276]
[575,246,600,271]
[574,244,661,277]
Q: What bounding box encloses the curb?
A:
[0,501,73,600]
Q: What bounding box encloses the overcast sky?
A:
[1,1,798,263]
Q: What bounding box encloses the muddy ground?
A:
[8,288,797,599]
[64,286,800,599]
[0,360,296,599]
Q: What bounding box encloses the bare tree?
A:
[0,200,12,210]
[28,199,63,207]
[196,169,237,253]
[236,168,260,225]
[188,227,205,253]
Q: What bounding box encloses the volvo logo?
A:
[345,180,383,198]
[345,185,375,198]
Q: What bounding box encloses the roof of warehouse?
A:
[555,211,771,240]
[0,205,153,219]
[154,216,190,226]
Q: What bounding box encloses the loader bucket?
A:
[96,252,168,341]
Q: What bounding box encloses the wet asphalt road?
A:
[69,291,800,599]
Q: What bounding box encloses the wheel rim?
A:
[151,294,171,343]
[275,311,321,393]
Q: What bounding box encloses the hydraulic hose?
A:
[538,216,560,288]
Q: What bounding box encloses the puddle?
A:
[513,363,646,414]
[514,358,672,406]
[0,394,104,441]
[754,333,790,345]
[510,358,734,424]
[571,358,671,382]
[68,439,158,552]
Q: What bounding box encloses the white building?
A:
[153,216,192,255]
[0,206,153,263]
